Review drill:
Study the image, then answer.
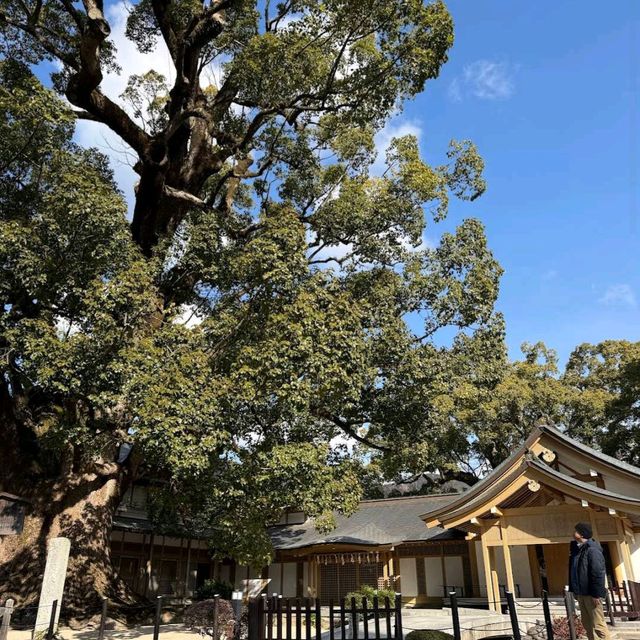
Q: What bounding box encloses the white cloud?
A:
[173,304,206,328]
[55,316,81,339]
[599,284,637,309]
[306,229,353,268]
[372,117,423,175]
[101,2,176,106]
[448,60,515,102]
[447,77,463,103]
[329,432,358,454]
[400,232,434,253]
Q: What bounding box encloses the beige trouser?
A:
[576,595,611,640]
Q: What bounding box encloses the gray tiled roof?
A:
[113,514,155,532]
[269,494,464,550]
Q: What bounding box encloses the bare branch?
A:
[1,17,79,69]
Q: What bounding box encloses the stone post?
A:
[33,537,71,636]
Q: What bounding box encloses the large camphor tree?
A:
[0,0,505,615]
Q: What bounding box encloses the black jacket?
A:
[568,539,607,598]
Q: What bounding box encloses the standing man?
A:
[568,522,611,640]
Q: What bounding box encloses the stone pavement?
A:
[8,624,200,640]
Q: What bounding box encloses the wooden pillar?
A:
[382,551,390,589]
[156,535,166,596]
[213,558,219,581]
[309,558,318,597]
[616,518,636,581]
[610,541,625,585]
[416,557,426,597]
[621,540,636,581]
[587,505,614,585]
[588,508,600,540]
[480,533,497,612]
[184,537,192,597]
[440,544,448,595]
[230,559,236,587]
[177,537,185,596]
[500,520,516,598]
[144,533,155,597]
[391,551,399,591]
[528,546,542,597]
[468,540,479,597]
[488,547,501,610]
[139,533,147,595]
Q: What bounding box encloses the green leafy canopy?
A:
[1,1,505,566]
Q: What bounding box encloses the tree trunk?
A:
[0,466,139,620]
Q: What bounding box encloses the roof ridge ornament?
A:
[527,479,541,492]
[540,448,557,463]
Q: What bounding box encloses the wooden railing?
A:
[605,581,640,619]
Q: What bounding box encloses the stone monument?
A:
[33,537,71,636]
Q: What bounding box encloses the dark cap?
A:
[575,522,593,539]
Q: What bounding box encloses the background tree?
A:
[563,340,640,464]
[0,0,504,614]
[451,340,640,478]
[461,342,568,470]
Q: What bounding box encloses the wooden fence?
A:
[605,580,640,619]
[247,594,403,640]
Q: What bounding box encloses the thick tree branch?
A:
[163,185,209,208]
[59,0,85,29]
[74,89,151,157]
[150,0,179,61]
[183,5,227,53]
[163,184,262,239]
[314,409,390,452]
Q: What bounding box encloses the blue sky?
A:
[65,1,639,366]
[402,1,640,364]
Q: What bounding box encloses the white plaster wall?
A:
[398,558,418,596]
[424,557,444,598]
[444,556,464,593]
[269,563,282,595]
[510,546,534,597]
[282,562,297,597]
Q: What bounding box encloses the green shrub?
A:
[345,584,397,607]
[195,579,233,601]
[405,630,455,640]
